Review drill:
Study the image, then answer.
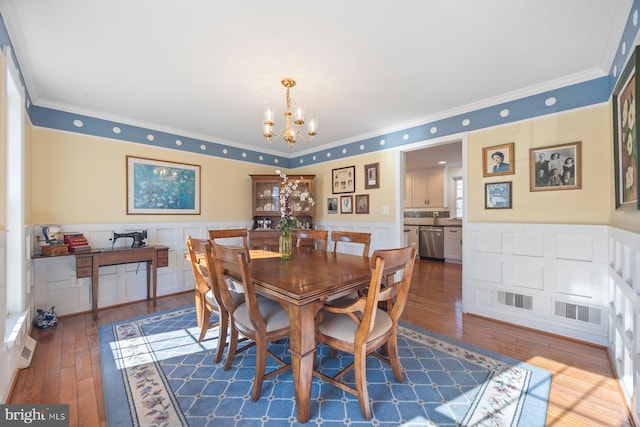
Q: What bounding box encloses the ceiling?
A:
[0,1,632,157]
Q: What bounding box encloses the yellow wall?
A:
[467,104,613,225]
[29,102,640,233]
[29,126,398,225]
[295,150,397,222]
[30,128,275,224]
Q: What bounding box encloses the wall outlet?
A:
[381,205,390,215]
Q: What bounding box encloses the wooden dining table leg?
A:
[285,301,323,423]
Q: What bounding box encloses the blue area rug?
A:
[99,305,551,426]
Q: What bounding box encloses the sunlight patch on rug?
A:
[99,306,551,426]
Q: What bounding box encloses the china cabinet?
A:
[249,174,315,248]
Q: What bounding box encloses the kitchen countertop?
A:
[404,218,462,227]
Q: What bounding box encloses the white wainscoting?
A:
[25,220,640,423]
[463,222,609,346]
[608,226,640,426]
[31,221,252,317]
[313,220,402,255]
[31,220,401,316]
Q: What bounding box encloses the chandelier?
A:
[263,78,318,148]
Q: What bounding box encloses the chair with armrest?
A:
[331,230,371,257]
[295,229,328,250]
[209,241,292,401]
[186,236,234,363]
[313,245,417,419]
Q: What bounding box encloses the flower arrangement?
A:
[275,170,315,234]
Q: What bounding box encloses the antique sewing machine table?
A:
[65,245,168,320]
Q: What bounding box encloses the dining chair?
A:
[208,228,249,247]
[209,241,292,401]
[295,229,328,250]
[331,230,371,257]
[313,245,417,419]
[186,236,229,363]
[326,231,372,306]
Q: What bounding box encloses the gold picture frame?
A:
[529,142,581,192]
[483,143,515,177]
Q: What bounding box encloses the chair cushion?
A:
[233,296,290,333]
[318,308,392,344]
[205,289,244,308]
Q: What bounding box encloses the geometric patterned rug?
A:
[99,306,551,426]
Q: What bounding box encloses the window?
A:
[5,47,26,316]
[453,177,463,219]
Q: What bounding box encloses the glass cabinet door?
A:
[290,180,313,213]
[255,182,280,213]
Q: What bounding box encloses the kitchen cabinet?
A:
[249,174,315,248]
[405,225,420,257]
[405,169,444,207]
[443,226,462,262]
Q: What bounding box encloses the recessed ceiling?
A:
[0,1,632,157]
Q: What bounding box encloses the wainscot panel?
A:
[463,222,609,346]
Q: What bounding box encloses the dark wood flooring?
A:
[8,259,633,426]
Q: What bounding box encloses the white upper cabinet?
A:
[405,169,444,207]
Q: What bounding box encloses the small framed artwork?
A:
[127,156,200,214]
[529,141,582,192]
[355,194,370,214]
[332,166,356,194]
[364,162,380,189]
[340,195,353,214]
[327,197,338,214]
[485,182,512,209]
[612,45,639,209]
[483,143,515,177]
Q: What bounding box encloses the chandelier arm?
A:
[297,132,315,143]
[265,128,286,144]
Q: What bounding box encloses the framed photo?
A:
[332,166,356,194]
[340,195,353,214]
[483,142,515,177]
[485,182,512,209]
[364,162,380,189]
[327,197,338,214]
[529,141,582,192]
[612,45,639,209]
[126,156,201,214]
[355,194,370,214]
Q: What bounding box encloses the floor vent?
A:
[497,291,533,310]
[554,301,601,325]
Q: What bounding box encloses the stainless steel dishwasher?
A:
[419,226,444,260]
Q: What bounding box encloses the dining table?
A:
[234,246,373,423]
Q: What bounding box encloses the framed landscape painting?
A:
[612,45,639,209]
[127,156,201,214]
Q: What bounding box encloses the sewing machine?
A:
[110,230,148,248]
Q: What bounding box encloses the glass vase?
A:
[279,231,293,260]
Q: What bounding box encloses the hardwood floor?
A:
[8,259,632,426]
